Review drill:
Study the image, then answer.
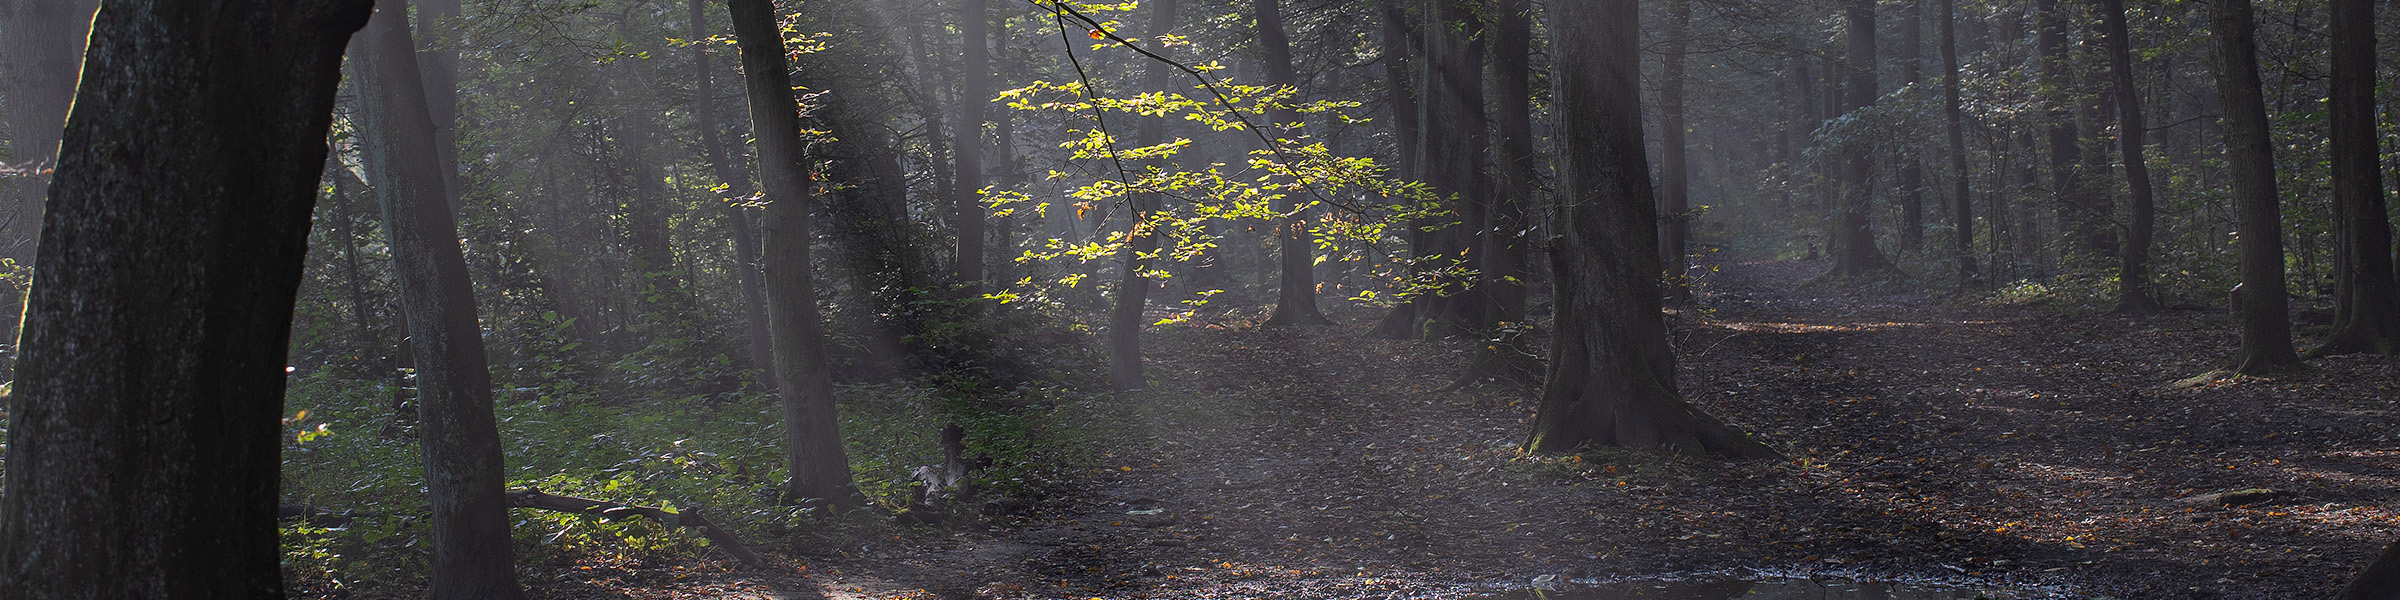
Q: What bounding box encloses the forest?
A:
[0,0,2398,597]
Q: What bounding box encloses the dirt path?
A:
[629,257,2400,600]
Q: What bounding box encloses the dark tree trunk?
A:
[1395,0,1488,335]
[1256,0,1329,327]
[2099,0,2163,312]
[1530,0,1775,459]
[330,162,387,377]
[1898,0,1926,252]
[1457,0,1539,385]
[416,0,465,214]
[1657,0,1693,303]
[1110,0,1178,391]
[2210,0,2300,374]
[2342,537,2400,599]
[0,1,367,596]
[2312,0,2400,356]
[954,0,989,289]
[689,0,779,389]
[351,1,530,597]
[727,0,862,504]
[2037,0,2101,263]
[1820,0,1900,283]
[1381,0,1420,185]
[0,0,96,262]
[1939,0,1976,287]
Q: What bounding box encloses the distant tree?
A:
[1455,0,1538,385]
[1374,0,1485,337]
[2310,0,2400,357]
[1529,0,1776,459]
[1255,0,1330,327]
[1818,0,1901,283]
[1657,0,1694,303]
[954,0,991,290]
[2210,0,2299,374]
[2098,0,2162,312]
[2037,0,2105,264]
[1895,0,1925,253]
[688,0,779,389]
[1110,0,1180,391]
[1937,0,1975,287]
[0,0,368,596]
[727,0,863,504]
[349,0,530,596]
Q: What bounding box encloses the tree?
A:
[2310,0,2400,357]
[727,0,862,504]
[2210,0,2299,375]
[1817,0,1901,283]
[1455,0,1538,385]
[689,0,780,389]
[1255,0,1330,327]
[2341,537,2400,599]
[2096,0,2161,312]
[1657,0,1694,303]
[954,0,991,289]
[0,0,369,596]
[1110,0,1179,391]
[349,0,529,596]
[1896,0,1925,252]
[1528,0,1775,459]
[1938,0,1975,287]
[2036,0,2103,264]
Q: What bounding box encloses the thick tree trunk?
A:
[0,1,367,596]
[2342,537,2400,599]
[1110,0,1178,391]
[1256,0,1329,327]
[1457,0,1539,386]
[2210,0,2300,374]
[1939,0,1976,287]
[954,0,989,290]
[1898,0,1926,253]
[1819,0,1900,283]
[2311,0,2400,357]
[727,0,861,504]
[2099,0,2163,312]
[1530,0,1775,459]
[689,0,779,389]
[351,1,530,597]
[1657,0,1693,303]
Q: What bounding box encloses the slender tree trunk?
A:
[1940,0,1976,287]
[954,0,990,289]
[1820,0,1899,283]
[1256,0,1329,326]
[2211,0,2300,374]
[727,0,861,504]
[1457,0,1539,385]
[1532,0,1775,459]
[2037,0,2099,263]
[1657,0,1694,303]
[1109,0,1178,391]
[330,161,386,376]
[0,1,366,597]
[2312,0,2400,356]
[690,0,779,389]
[1367,0,1423,338]
[351,1,529,597]
[1899,0,1926,252]
[2099,0,2163,312]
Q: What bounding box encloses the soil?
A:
[432,257,2400,599]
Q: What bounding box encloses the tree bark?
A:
[2037,0,2103,263]
[1657,0,1693,303]
[1898,0,1926,252]
[954,0,990,290]
[2311,0,2400,356]
[351,0,530,597]
[2342,536,2400,599]
[1530,0,1775,459]
[2098,0,2163,312]
[1939,0,1976,287]
[1456,0,1539,385]
[2210,0,2299,374]
[1820,0,1899,283]
[1110,0,1178,391]
[0,1,367,597]
[727,0,862,504]
[1256,0,1329,327]
[689,0,780,389]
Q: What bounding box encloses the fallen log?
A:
[505,488,766,569]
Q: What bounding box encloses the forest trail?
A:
[639,257,2400,600]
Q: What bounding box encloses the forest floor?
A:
[510,256,2400,600]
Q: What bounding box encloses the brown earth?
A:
[455,257,2400,599]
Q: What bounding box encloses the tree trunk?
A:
[1256,0,1329,327]
[1939,0,1976,287]
[329,161,387,378]
[351,1,530,597]
[2310,0,2400,356]
[1110,0,1178,391]
[2037,0,2101,263]
[2098,0,2162,312]
[2211,0,2300,374]
[1457,0,1539,386]
[727,0,862,504]
[416,0,465,215]
[0,1,366,597]
[1898,0,1925,253]
[689,0,779,389]
[2341,537,2400,599]
[1819,0,1899,283]
[1657,0,1693,303]
[954,0,989,290]
[1530,0,1775,459]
